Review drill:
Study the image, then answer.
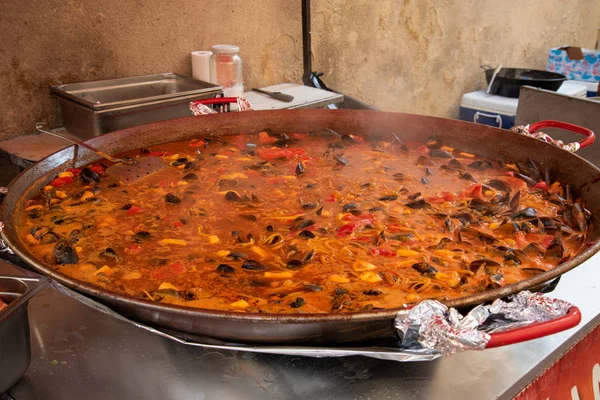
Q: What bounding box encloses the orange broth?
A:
[18,131,589,313]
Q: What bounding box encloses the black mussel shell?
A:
[468,160,493,171]
[241,260,266,271]
[429,149,453,158]
[165,193,181,204]
[53,241,79,264]
[224,191,242,202]
[182,173,199,181]
[217,264,235,274]
[80,167,100,184]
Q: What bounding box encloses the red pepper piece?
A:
[89,164,105,175]
[173,221,184,228]
[324,194,337,202]
[459,184,484,200]
[532,181,548,191]
[50,176,74,187]
[336,218,373,237]
[257,148,306,159]
[336,223,359,237]
[127,206,143,215]
[427,192,456,204]
[188,140,206,148]
[67,168,82,176]
[371,248,397,257]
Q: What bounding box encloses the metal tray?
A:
[51,73,222,139]
[0,273,47,394]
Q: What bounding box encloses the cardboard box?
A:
[547,46,600,82]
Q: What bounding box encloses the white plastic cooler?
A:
[459,81,587,129]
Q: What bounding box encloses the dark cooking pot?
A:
[482,65,566,98]
[1,110,598,344]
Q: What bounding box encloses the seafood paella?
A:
[17,130,591,314]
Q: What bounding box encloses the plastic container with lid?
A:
[210,44,244,97]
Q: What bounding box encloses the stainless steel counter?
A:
[2,255,600,400]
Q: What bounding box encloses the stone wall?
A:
[0,0,598,140]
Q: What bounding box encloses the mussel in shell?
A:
[545,243,564,263]
[80,167,100,184]
[53,241,79,264]
[429,149,453,158]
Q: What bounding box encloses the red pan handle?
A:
[485,306,581,348]
[528,120,595,150]
[193,97,240,106]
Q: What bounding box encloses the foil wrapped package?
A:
[394,291,573,356]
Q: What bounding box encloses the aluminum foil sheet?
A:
[485,291,572,333]
[189,97,253,116]
[395,301,490,356]
[394,291,573,356]
[43,277,574,362]
[0,221,15,255]
[511,125,580,152]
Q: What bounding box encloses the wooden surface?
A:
[244,83,343,110]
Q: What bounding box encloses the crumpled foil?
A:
[395,301,490,356]
[0,221,15,255]
[510,125,580,152]
[485,291,572,333]
[394,291,573,356]
[189,97,253,116]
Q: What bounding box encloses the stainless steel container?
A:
[51,73,222,139]
[0,272,47,393]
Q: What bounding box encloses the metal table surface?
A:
[2,255,599,400]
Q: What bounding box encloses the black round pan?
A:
[483,66,566,98]
[1,110,599,344]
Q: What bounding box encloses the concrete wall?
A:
[311,0,600,117]
[0,0,599,141]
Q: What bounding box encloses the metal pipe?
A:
[302,0,312,85]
